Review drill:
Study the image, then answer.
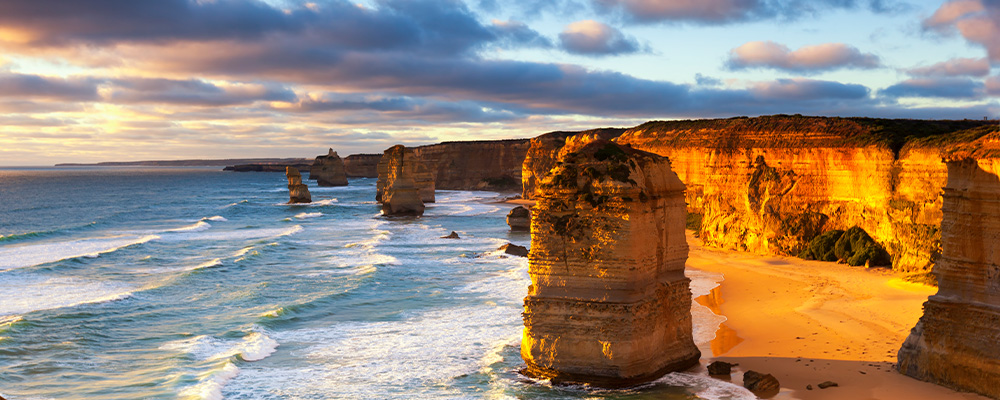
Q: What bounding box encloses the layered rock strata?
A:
[309,149,349,186]
[521,128,626,199]
[285,166,311,204]
[410,139,530,191]
[522,140,700,387]
[343,154,381,178]
[377,145,427,216]
[898,129,1000,399]
[376,145,435,204]
[522,116,992,272]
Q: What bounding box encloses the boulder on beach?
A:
[707,361,733,376]
[497,243,528,257]
[742,370,780,394]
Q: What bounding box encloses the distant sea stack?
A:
[343,154,381,178]
[521,140,700,387]
[377,145,428,216]
[376,145,435,204]
[898,129,1000,399]
[309,149,349,186]
[286,166,312,204]
[412,139,531,190]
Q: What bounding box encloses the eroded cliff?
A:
[376,145,426,216]
[898,128,1000,399]
[521,128,626,199]
[309,149,349,186]
[343,154,381,178]
[411,139,531,191]
[376,145,435,203]
[522,140,700,386]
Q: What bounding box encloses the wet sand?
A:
[686,233,988,400]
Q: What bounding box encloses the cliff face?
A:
[410,139,531,191]
[285,166,311,204]
[376,145,435,204]
[607,116,991,272]
[343,154,381,178]
[376,146,426,216]
[522,141,700,386]
[309,149,349,186]
[898,132,1000,398]
[521,129,626,199]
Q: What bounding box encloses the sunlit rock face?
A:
[521,128,626,200]
[309,149,349,187]
[899,130,1000,399]
[343,154,381,178]
[411,139,531,191]
[376,145,435,204]
[285,166,312,204]
[376,145,425,216]
[522,140,700,387]
[609,116,991,272]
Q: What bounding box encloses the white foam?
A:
[168,221,211,233]
[656,372,756,400]
[158,225,302,243]
[203,216,228,222]
[221,200,249,209]
[179,361,239,400]
[167,331,279,400]
[686,269,724,297]
[0,235,159,271]
[686,269,728,348]
[185,258,222,272]
[294,212,323,219]
[0,275,135,317]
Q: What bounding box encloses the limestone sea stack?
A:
[521,140,700,387]
[376,145,435,204]
[309,149,349,186]
[898,128,1000,399]
[286,166,312,204]
[377,145,427,216]
[506,206,531,231]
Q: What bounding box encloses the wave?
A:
[0,235,159,272]
[293,212,323,219]
[655,372,756,400]
[165,330,279,400]
[0,221,98,243]
[159,226,302,243]
[202,216,228,222]
[184,258,222,272]
[0,275,135,318]
[221,200,249,209]
[167,221,211,233]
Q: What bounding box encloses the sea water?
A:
[0,167,752,400]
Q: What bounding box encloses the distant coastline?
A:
[55,158,313,167]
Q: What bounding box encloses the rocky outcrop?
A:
[376,145,435,204]
[521,128,626,199]
[506,206,531,231]
[285,166,311,204]
[411,139,531,191]
[309,149,349,186]
[377,145,427,216]
[521,140,700,387]
[225,162,312,172]
[898,129,1000,399]
[343,154,381,178]
[518,116,990,272]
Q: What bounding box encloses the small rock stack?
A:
[309,148,349,187]
[286,166,312,204]
[377,145,427,216]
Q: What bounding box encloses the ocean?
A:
[0,167,752,400]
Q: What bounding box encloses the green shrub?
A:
[799,226,892,267]
[799,229,844,261]
[686,212,703,231]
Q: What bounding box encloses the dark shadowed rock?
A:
[742,370,780,394]
[818,381,838,389]
[441,231,460,239]
[506,206,531,231]
[707,361,733,376]
[498,243,528,257]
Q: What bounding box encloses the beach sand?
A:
[686,233,988,400]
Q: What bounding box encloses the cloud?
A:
[491,20,553,48]
[104,78,296,106]
[0,72,98,101]
[923,0,1000,62]
[750,78,870,100]
[558,20,641,55]
[906,57,991,77]
[880,77,986,98]
[727,41,881,72]
[592,0,907,24]
[987,75,1000,95]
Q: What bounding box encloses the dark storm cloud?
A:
[880,78,986,99]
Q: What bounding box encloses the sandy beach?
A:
[685,233,988,400]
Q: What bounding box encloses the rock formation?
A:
[521,128,626,199]
[285,166,312,204]
[412,139,531,190]
[343,154,381,178]
[898,128,1000,399]
[376,145,435,204]
[506,206,531,231]
[309,149,349,186]
[377,145,427,216]
[521,140,700,387]
[522,116,993,272]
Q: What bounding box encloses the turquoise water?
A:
[0,167,751,399]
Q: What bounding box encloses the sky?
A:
[0,0,998,165]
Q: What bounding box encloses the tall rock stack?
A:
[377,145,427,216]
[376,145,435,204]
[286,166,312,204]
[309,149,349,186]
[521,140,700,387]
[898,131,1000,399]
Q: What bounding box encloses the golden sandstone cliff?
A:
[522,140,700,386]
[521,128,625,199]
[898,128,1000,399]
[376,145,435,204]
[521,116,993,272]
[411,139,531,190]
[309,149,349,186]
[375,145,426,216]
